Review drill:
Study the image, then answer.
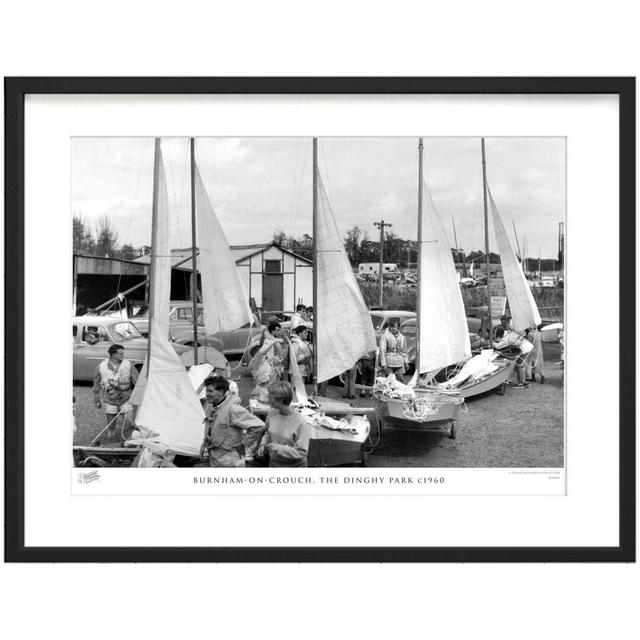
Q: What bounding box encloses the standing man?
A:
[379,318,408,380]
[526,324,546,383]
[93,344,139,444]
[290,304,307,331]
[493,326,533,389]
[493,314,513,340]
[200,376,265,467]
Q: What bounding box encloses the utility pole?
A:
[374,219,392,308]
[558,221,564,268]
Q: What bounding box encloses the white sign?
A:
[491,296,507,317]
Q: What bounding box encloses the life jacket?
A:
[290,335,312,361]
[98,358,133,391]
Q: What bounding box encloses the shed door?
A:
[262,274,283,315]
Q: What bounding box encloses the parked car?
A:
[73,315,229,382]
[130,301,205,341]
[72,316,185,382]
[130,301,263,357]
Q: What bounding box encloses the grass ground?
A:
[74,343,564,468]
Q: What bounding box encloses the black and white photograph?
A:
[71,135,565,472]
[6,77,632,564]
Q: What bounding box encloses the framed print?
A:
[4,77,635,562]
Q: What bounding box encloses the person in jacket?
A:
[379,318,408,379]
[93,343,139,444]
[525,324,546,383]
[290,304,307,331]
[493,326,533,389]
[290,325,313,381]
[200,376,265,467]
[257,381,310,467]
[249,320,289,402]
[493,314,513,341]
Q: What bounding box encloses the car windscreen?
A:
[370,315,386,330]
[400,321,416,335]
[109,322,143,341]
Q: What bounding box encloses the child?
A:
[257,381,310,467]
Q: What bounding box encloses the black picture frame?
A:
[4,76,635,563]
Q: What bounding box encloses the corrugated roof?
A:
[133,242,312,270]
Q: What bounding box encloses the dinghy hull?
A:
[375,389,463,437]
[456,359,515,398]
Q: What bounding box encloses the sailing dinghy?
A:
[249,138,378,465]
[374,139,466,436]
[420,138,547,399]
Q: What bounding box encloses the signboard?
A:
[490,296,507,318]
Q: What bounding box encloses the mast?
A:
[147,138,161,369]
[452,216,467,277]
[481,137,493,348]
[416,138,424,376]
[312,137,318,396]
[538,247,542,281]
[190,138,199,365]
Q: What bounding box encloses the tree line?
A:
[274,226,497,268]
[73,215,149,261]
[74,214,560,272]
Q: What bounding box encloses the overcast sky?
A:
[72,136,565,259]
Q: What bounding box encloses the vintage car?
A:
[72,315,228,382]
[130,301,264,358]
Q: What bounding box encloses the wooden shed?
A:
[135,242,313,316]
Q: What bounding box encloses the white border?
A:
[24,93,618,547]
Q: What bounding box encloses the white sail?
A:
[194,163,253,334]
[417,185,471,373]
[132,140,205,456]
[488,189,541,332]
[316,173,377,383]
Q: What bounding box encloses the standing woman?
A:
[379,318,408,380]
[257,381,310,467]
